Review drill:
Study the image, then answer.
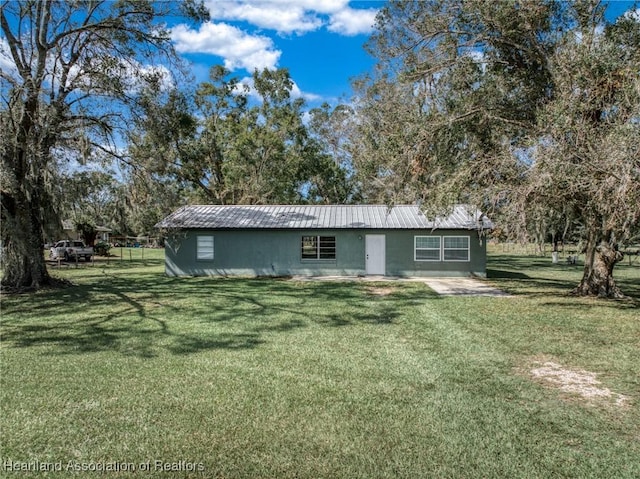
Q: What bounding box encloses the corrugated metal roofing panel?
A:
[155,205,493,230]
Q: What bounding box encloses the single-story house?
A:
[155,204,493,278]
[61,220,112,243]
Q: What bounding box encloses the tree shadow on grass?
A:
[488,254,640,304]
[0,274,434,357]
[167,332,265,355]
[537,298,639,310]
[316,299,408,327]
[487,267,581,294]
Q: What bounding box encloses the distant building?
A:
[61,220,111,244]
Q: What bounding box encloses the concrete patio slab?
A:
[290,275,511,297]
[291,275,425,283]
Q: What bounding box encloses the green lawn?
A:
[1,248,638,478]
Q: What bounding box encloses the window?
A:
[196,235,214,260]
[443,236,469,261]
[301,236,336,260]
[415,236,441,261]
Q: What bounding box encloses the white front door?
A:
[365,234,386,275]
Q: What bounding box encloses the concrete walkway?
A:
[291,275,511,297]
[422,278,512,297]
[292,275,428,283]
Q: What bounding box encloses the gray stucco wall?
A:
[165,229,487,277]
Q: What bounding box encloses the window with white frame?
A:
[196,235,214,260]
[443,236,470,261]
[415,236,441,261]
[301,236,336,260]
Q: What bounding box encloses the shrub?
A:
[94,241,111,256]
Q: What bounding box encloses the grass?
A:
[1,248,639,478]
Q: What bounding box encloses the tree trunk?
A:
[573,236,624,299]
[1,190,51,292]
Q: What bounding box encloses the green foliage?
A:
[53,170,118,236]
[0,0,207,289]
[353,0,563,206]
[93,241,111,256]
[307,103,360,203]
[352,0,640,296]
[179,0,211,22]
[130,67,355,205]
[75,221,97,246]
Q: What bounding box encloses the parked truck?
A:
[50,240,93,261]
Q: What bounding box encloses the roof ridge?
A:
[155,204,493,231]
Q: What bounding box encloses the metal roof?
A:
[156,205,493,230]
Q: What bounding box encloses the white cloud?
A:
[205,0,325,34]
[61,58,174,94]
[328,7,378,36]
[170,2,379,85]
[236,75,322,103]
[290,81,322,102]
[135,64,175,91]
[623,8,640,21]
[292,0,348,13]
[203,0,377,36]
[0,37,172,95]
[573,22,605,44]
[0,38,20,82]
[466,49,487,72]
[171,22,281,71]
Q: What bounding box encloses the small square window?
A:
[197,235,214,260]
[301,236,335,260]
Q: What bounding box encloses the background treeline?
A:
[2,0,639,296]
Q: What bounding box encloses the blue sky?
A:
[168,0,639,107]
[169,0,385,105]
[1,0,637,109]
[606,0,639,19]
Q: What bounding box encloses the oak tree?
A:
[131,66,354,206]
[352,0,639,297]
[0,0,206,290]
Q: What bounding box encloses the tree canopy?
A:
[351,0,640,297]
[1,0,207,290]
[130,66,354,206]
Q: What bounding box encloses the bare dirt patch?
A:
[366,286,397,297]
[423,278,512,296]
[526,359,630,407]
